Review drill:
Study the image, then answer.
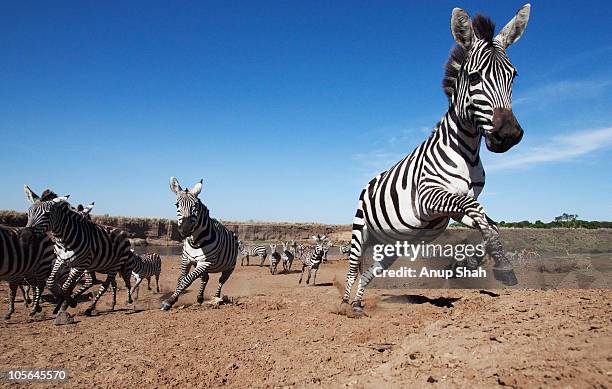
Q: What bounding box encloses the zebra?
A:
[22,187,134,320]
[238,241,268,267]
[296,244,306,259]
[342,5,531,315]
[281,241,295,272]
[128,250,162,299]
[298,235,327,286]
[321,240,332,262]
[0,225,55,319]
[339,244,350,259]
[269,244,281,275]
[161,177,238,310]
[290,240,298,258]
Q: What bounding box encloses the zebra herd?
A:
[2,4,532,321]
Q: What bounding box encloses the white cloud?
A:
[487,127,612,171]
[514,79,612,108]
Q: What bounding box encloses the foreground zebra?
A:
[0,225,54,319]
[238,241,268,267]
[342,5,531,315]
[298,235,327,285]
[269,244,281,275]
[128,250,162,299]
[281,242,294,272]
[161,177,238,310]
[23,187,134,322]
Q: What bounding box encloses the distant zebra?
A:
[322,240,332,262]
[23,187,134,320]
[269,244,281,275]
[128,250,162,299]
[0,225,55,319]
[298,235,327,286]
[281,241,294,272]
[339,245,350,259]
[161,177,238,310]
[296,244,306,259]
[290,240,298,258]
[342,5,531,315]
[238,241,268,267]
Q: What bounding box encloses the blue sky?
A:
[1,1,611,224]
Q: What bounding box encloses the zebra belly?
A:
[182,246,236,274]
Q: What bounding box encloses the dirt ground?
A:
[1,254,611,388]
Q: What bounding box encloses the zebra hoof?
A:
[67,297,78,308]
[197,296,204,305]
[348,301,365,318]
[83,308,94,317]
[493,268,518,286]
[160,301,173,311]
[29,306,42,316]
[3,313,11,320]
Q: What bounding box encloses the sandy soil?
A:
[0,255,610,388]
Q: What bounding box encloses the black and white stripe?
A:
[281,241,294,272]
[0,225,55,319]
[298,235,327,286]
[161,177,238,310]
[342,5,531,314]
[23,187,134,319]
[238,241,268,267]
[269,244,281,275]
[128,250,162,299]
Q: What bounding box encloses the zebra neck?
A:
[435,105,482,164]
[50,205,85,248]
[131,255,143,273]
[188,205,211,248]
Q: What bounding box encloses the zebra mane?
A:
[443,14,496,101]
[40,189,58,201]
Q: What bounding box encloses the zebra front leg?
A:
[71,271,94,300]
[120,267,133,305]
[28,281,45,317]
[131,275,143,300]
[4,283,18,320]
[58,268,85,312]
[427,190,517,285]
[20,285,31,307]
[197,273,210,304]
[298,264,306,284]
[84,274,115,316]
[306,268,313,285]
[155,273,160,293]
[147,277,152,290]
[342,213,368,306]
[259,254,266,267]
[161,263,209,311]
[212,269,234,305]
[177,258,191,294]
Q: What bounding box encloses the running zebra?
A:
[298,235,327,286]
[281,241,294,272]
[238,241,268,267]
[321,240,331,262]
[342,5,531,315]
[161,177,238,310]
[128,250,162,299]
[0,225,55,319]
[23,187,134,320]
[269,244,281,275]
[290,240,298,258]
[296,244,306,259]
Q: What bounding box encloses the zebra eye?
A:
[468,72,481,83]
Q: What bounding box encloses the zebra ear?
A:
[52,195,70,204]
[24,185,39,204]
[495,4,531,49]
[83,202,95,214]
[190,179,203,196]
[170,177,182,194]
[450,8,475,50]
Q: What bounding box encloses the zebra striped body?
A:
[0,225,55,319]
[269,244,281,275]
[238,242,268,267]
[281,242,294,272]
[23,187,134,319]
[298,235,327,285]
[342,6,531,314]
[129,250,162,299]
[161,177,238,310]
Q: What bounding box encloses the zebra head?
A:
[74,202,95,220]
[270,243,277,253]
[23,186,70,239]
[170,177,204,239]
[445,4,530,153]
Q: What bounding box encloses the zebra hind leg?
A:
[109,278,118,311]
[351,254,399,317]
[29,281,45,317]
[212,269,234,305]
[20,285,31,306]
[130,275,143,300]
[197,273,210,304]
[4,283,18,320]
